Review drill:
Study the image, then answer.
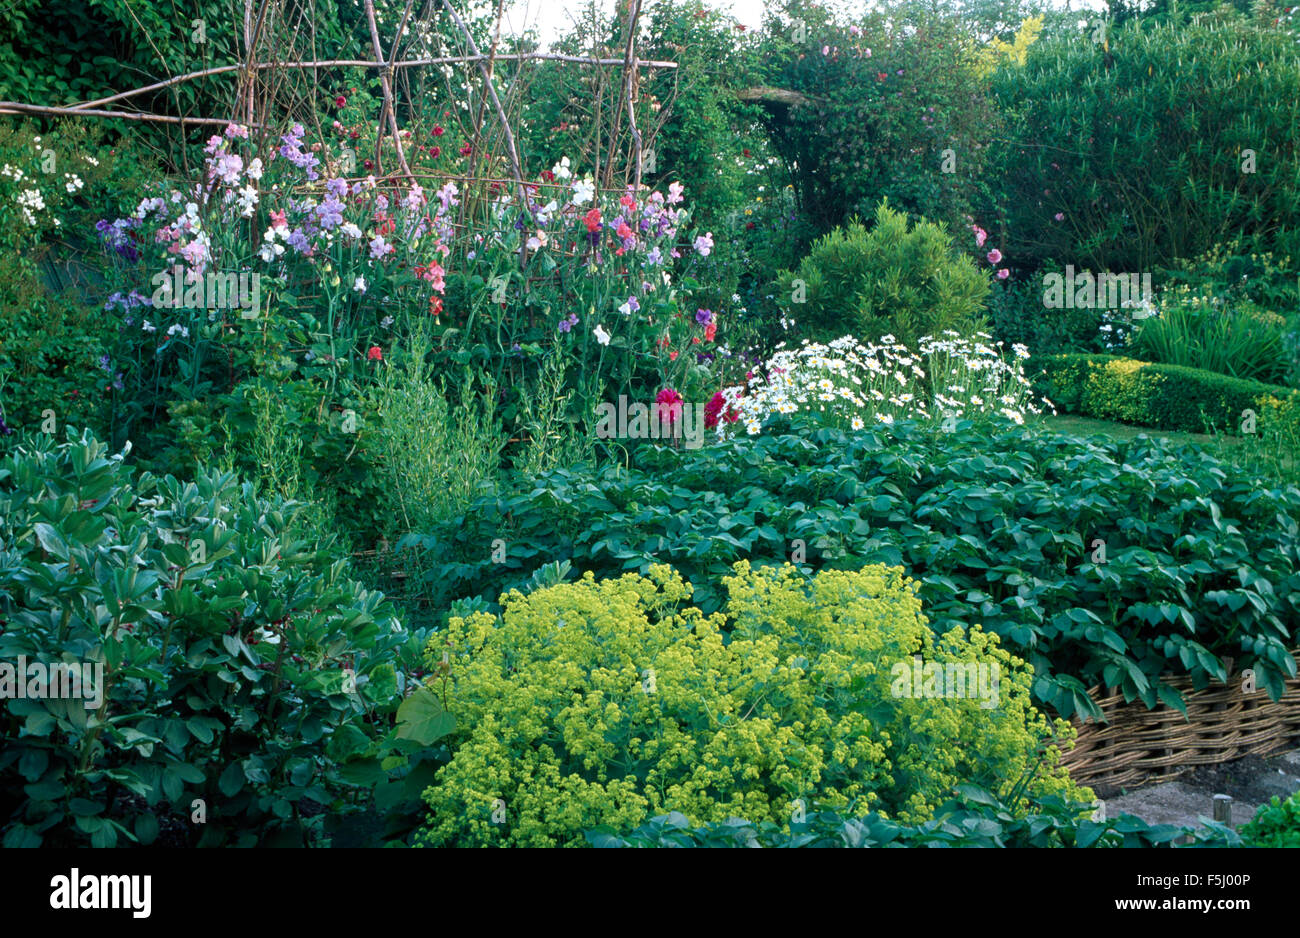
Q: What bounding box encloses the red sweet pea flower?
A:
[429,145,441,158]
[459,142,473,156]
[584,208,602,232]
[704,322,717,342]
[334,95,347,107]
[704,391,739,429]
[367,346,383,361]
[433,125,445,136]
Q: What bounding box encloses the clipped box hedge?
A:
[1035,353,1300,436]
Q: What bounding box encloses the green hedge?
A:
[1035,354,1300,437]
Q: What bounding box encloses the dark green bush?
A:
[0,429,422,846]
[756,1,1001,235]
[776,202,990,345]
[988,12,1300,272]
[1035,353,1300,437]
[404,418,1300,721]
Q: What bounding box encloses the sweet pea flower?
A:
[693,232,714,256]
[594,324,611,345]
[986,248,1003,265]
[571,177,595,205]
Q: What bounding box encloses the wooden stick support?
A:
[1212,793,1233,823]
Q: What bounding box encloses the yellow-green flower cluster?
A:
[416,561,1086,847]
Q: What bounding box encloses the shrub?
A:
[987,13,1300,272]
[0,430,415,847]
[1239,791,1300,848]
[755,3,1003,234]
[0,119,154,448]
[406,420,1300,721]
[414,561,1084,847]
[986,267,1113,356]
[1035,353,1300,438]
[776,202,990,346]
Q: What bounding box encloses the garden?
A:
[1,0,1298,856]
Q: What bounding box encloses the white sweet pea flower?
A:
[594,324,610,345]
[571,176,595,205]
[353,276,368,293]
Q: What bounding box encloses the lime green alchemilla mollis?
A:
[415,562,1087,847]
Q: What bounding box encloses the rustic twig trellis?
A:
[0,0,677,198]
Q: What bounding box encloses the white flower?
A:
[593,323,611,345]
[246,158,263,181]
[236,185,259,217]
[571,176,595,205]
[142,320,156,333]
[552,156,572,180]
[339,222,363,239]
[380,315,394,328]
[166,323,190,338]
[353,276,368,293]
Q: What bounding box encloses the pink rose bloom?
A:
[1054,212,1065,221]
[996,268,1010,280]
[973,227,987,247]
[986,248,1003,265]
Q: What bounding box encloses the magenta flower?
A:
[986,248,1003,265]
[972,226,987,247]
[1054,212,1065,222]
[996,268,1010,280]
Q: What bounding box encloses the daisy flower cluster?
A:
[719,331,1051,437]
